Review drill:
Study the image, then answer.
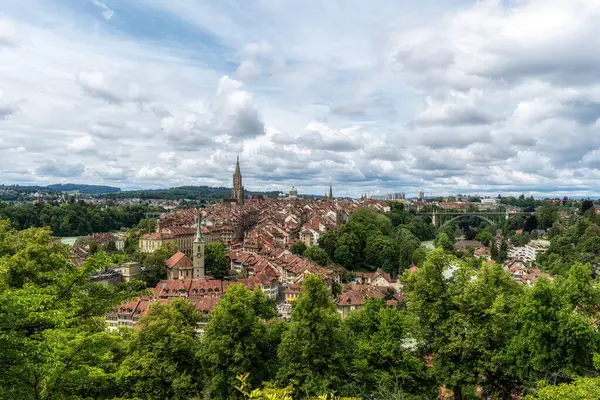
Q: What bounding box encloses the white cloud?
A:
[414,90,493,126]
[243,41,272,57]
[91,0,115,20]
[0,19,17,47]
[68,135,96,153]
[236,59,262,79]
[36,160,86,178]
[160,75,265,149]
[2,0,600,196]
[0,90,20,119]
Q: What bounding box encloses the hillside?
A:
[102,185,282,200]
[45,183,121,194]
[1,183,121,195]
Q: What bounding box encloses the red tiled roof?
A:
[165,251,192,269]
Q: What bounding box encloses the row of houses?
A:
[503,258,550,286]
[106,244,405,331]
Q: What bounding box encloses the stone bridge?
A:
[418,209,533,228]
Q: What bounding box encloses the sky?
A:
[1,0,600,198]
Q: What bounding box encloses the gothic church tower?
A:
[193,209,205,279]
[232,155,245,205]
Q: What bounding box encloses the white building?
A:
[481,197,501,205]
[507,240,550,265]
[299,227,320,247]
[115,262,141,282]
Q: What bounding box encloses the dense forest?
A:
[302,204,435,276]
[537,201,600,276]
[0,201,153,236]
[2,215,600,399]
[102,185,282,201]
[309,200,597,279]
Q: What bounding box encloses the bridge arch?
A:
[437,214,495,229]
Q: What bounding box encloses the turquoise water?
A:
[60,237,79,245]
[421,240,435,250]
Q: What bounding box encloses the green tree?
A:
[0,224,143,400]
[277,275,350,396]
[139,242,177,286]
[404,250,523,399]
[0,202,154,236]
[581,200,595,214]
[304,245,329,266]
[536,203,558,230]
[375,214,393,236]
[117,299,202,400]
[317,230,338,259]
[402,248,453,356]
[345,298,434,397]
[136,217,157,233]
[348,207,380,232]
[523,377,600,400]
[436,232,454,253]
[475,231,493,247]
[507,268,600,391]
[335,232,362,268]
[333,245,353,269]
[412,247,427,267]
[200,284,277,399]
[364,234,396,271]
[205,242,230,280]
[396,228,420,274]
[441,263,521,398]
[290,241,308,256]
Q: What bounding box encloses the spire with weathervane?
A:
[193,208,205,279]
[232,155,245,205]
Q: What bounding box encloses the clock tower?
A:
[193,208,205,279]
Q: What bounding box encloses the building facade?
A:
[138,228,195,256]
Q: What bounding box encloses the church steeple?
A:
[232,155,245,205]
[194,208,204,243]
[193,208,205,279]
[329,181,333,199]
[235,154,241,174]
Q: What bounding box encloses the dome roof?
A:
[289,185,298,195]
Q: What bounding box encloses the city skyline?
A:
[2,0,600,198]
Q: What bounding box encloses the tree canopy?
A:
[0,222,144,399]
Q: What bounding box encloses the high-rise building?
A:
[418,191,425,200]
[193,209,205,279]
[232,155,245,205]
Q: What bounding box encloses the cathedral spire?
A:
[329,181,333,199]
[235,154,241,175]
[232,155,244,205]
[195,208,204,243]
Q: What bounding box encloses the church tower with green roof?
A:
[193,209,205,279]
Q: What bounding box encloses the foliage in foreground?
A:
[2,217,600,400]
[0,220,145,400]
[523,377,600,400]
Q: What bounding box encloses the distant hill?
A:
[45,184,121,194]
[102,185,281,201]
[2,183,121,195]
